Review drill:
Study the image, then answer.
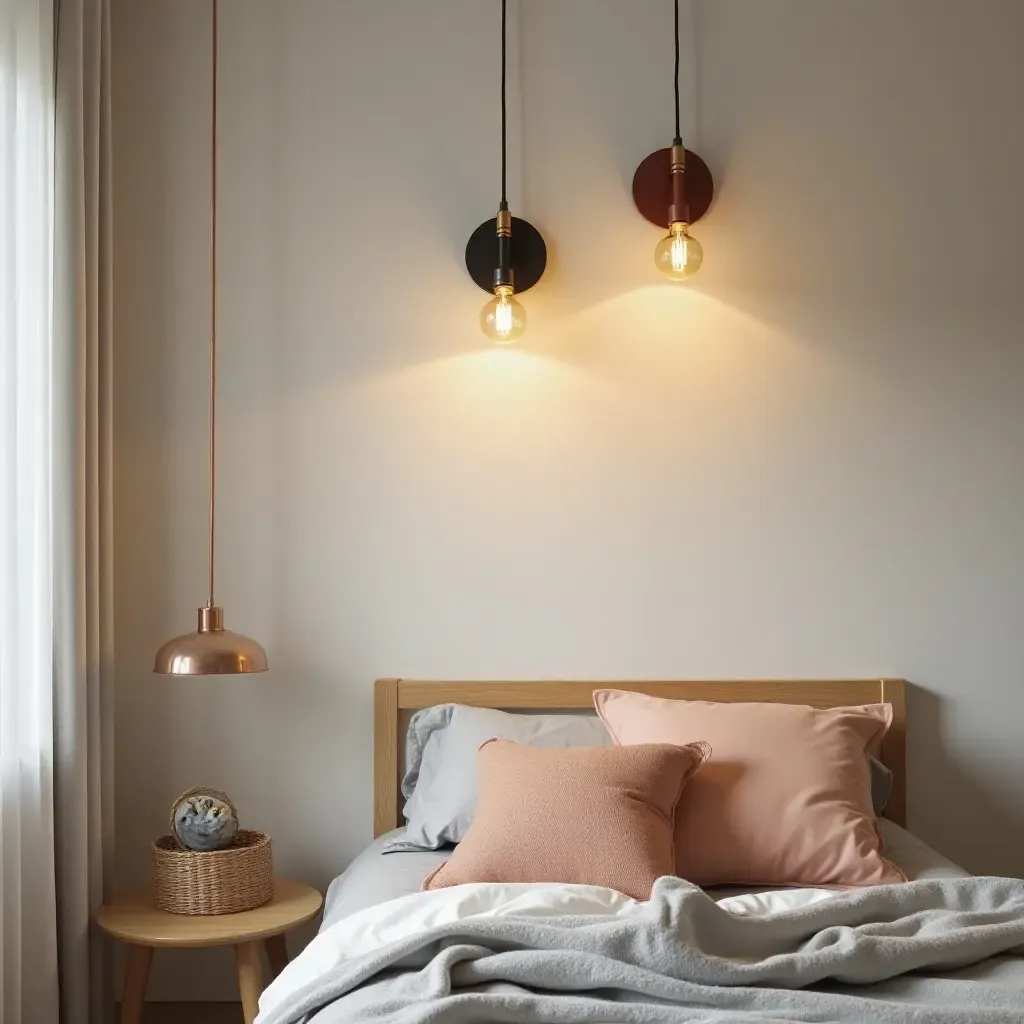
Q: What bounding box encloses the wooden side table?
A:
[94,878,322,1024]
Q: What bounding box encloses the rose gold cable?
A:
[208,0,218,608]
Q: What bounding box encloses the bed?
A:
[256,678,1024,1024]
[319,818,971,930]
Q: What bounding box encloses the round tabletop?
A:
[94,878,322,948]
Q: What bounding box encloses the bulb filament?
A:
[670,223,689,273]
[494,285,514,339]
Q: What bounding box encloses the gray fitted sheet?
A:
[322,829,450,929]
[320,820,969,932]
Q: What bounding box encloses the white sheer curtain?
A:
[1,0,114,1020]
[0,1,59,1022]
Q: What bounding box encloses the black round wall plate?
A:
[465,216,548,294]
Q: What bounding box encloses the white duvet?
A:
[256,881,838,1022]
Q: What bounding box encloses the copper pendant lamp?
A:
[154,0,267,676]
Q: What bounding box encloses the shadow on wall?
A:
[908,685,1023,878]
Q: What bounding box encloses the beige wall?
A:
[113,0,1024,999]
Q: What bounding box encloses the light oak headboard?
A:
[373,678,907,837]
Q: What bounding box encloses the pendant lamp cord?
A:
[673,0,682,144]
[500,0,508,206]
[208,0,218,609]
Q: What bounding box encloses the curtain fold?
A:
[0,0,114,1020]
[52,1,115,1022]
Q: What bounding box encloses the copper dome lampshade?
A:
[154,606,267,676]
[154,0,267,677]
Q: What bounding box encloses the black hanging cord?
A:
[673,0,682,144]
[501,0,508,207]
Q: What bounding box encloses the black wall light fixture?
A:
[465,0,547,344]
[632,0,714,280]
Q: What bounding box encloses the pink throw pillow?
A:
[423,739,711,901]
[594,690,905,888]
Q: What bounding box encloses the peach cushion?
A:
[594,691,905,888]
[422,739,711,901]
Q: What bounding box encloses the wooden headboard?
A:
[373,678,907,837]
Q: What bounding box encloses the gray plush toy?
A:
[173,791,239,852]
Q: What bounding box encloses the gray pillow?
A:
[869,755,893,815]
[382,704,612,853]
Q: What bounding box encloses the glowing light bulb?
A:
[654,221,703,281]
[480,285,526,344]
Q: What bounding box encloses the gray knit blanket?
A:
[259,876,1024,1024]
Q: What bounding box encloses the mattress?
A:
[320,819,969,932]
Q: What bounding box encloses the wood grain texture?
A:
[235,942,263,1024]
[394,679,889,709]
[94,879,322,949]
[374,679,400,839]
[120,945,153,1024]
[374,679,909,836]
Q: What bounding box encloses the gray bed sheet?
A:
[321,819,969,932]
[322,829,449,929]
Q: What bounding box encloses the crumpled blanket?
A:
[258,876,1024,1024]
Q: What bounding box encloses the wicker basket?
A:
[152,788,273,915]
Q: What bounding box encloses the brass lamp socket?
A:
[669,143,687,225]
[494,208,514,288]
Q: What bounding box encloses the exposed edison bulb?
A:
[654,221,704,281]
[480,285,526,344]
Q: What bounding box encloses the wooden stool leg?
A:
[120,945,153,1024]
[265,933,288,978]
[236,941,264,1024]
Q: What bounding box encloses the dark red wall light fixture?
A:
[632,0,714,280]
[465,0,547,343]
